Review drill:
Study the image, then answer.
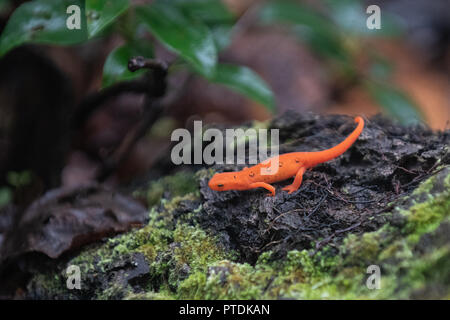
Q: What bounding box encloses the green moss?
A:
[405,247,450,292]
[411,173,435,196]
[177,249,344,300]
[178,260,269,300]
[379,239,412,261]
[134,171,199,207]
[28,167,450,299]
[342,232,382,266]
[27,273,68,299]
[194,168,216,180]
[445,171,450,189]
[173,224,229,272]
[400,167,450,242]
[97,283,129,300]
[404,195,449,241]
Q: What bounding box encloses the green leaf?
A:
[210,63,275,113]
[170,0,235,51]
[0,187,12,209]
[210,24,233,50]
[259,1,349,63]
[6,170,32,188]
[171,0,234,24]
[86,0,130,38]
[0,0,87,57]
[369,54,393,80]
[136,2,217,77]
[102,41,153,88]
[366,81,423,126]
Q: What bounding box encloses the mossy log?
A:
[24,112,450,299]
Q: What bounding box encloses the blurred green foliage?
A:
[260,1,350,64]
[0,0,87,56]
[259,0,423,125]
[0,170,32,209]
[366,81,423,126]
[0,187,11,209]
[7,170,32,188]
[102,40,153,88]
[0,0,274,113]
[86,0,129,38]
[0,0,425,124]
[210,63,275,112]
[136,2,218,78]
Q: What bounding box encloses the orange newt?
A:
[208,116,364,196]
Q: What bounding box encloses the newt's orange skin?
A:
[208,116,364,196]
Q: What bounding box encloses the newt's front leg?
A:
[248,182,276,196]
[282,167,305,194]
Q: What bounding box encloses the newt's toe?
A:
[282,186,297,194]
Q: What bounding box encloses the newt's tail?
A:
[307,116,364,167]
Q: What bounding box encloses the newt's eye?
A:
[217,184,224,187]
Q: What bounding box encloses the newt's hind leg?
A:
[249,182,276,196]
[282,167,306,194]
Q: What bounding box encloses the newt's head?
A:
[208,171,249,191]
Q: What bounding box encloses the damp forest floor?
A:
[17,112,450,299]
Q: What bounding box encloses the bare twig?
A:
[70,57,169,182]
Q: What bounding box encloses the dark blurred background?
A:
[0,0,448,205]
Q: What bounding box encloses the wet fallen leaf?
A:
[0,183,147,262]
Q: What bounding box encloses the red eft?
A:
[208,116,364,196]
